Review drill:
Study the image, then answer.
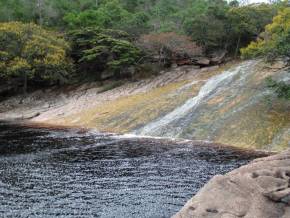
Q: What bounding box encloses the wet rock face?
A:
[173,150,290,218]
[1,59,289,150]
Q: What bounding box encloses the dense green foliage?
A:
[68,28,141,80]
[0,22,72,93]
[0,0,288,96]
[0,0,282,53]
[227,4,278,55]
[64,1,278,53]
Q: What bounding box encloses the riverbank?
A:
[0,59,289,151]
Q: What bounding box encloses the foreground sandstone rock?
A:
[174,150,290,218]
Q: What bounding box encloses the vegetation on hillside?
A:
[241,6,290,99]
[0,0,289,97]
[0,1,282,51]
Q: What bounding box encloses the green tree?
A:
[63,0,150,36]
[0,22,73,93]
[0,0,36,23]
[182,0,230,52]
[227,3,277,57]
[241,7,290,59]
[68,27,141,80]
[63,0,131,29]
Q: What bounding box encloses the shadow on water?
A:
[0,122,267,218]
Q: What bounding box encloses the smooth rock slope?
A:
[173,150,290,218]
[0,60,289,150]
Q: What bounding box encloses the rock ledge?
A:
[174,150,290,218]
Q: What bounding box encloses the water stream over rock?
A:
[0,60,289,150]
[135,61,254,136]
[134,60,290,150]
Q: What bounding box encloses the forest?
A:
[0,0,289,98]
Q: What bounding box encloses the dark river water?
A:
[0,122,266,218]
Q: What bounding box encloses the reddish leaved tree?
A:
[137,32,204,65]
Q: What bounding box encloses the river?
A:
[0,122,266,217]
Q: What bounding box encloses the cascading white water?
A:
[135,61,255,136]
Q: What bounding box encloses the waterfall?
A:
[135,61,254,136]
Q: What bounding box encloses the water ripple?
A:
[0,123,265,218]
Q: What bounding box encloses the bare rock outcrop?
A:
[173,150,290,218]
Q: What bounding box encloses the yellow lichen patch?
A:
[42,60,241,131]
[216,100,290,151]
[207,95,225,105]
[218,94,248,114]
[54,80,202,133]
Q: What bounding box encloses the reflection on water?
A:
[0,122,266,218]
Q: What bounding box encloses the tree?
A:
[0,22,73,93]
[68,27,141,80]
[137,32,203,65]
[227,3,277,57]
[0,0,36,23]
[62,0,150,36]
[182,0,230,52]
[63,0,131,29]
[241,7,290,59]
